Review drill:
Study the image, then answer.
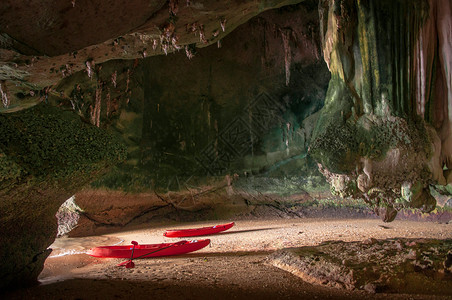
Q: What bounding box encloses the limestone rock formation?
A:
[0,104,127,290]
[51,2,331,235]
[310,0,452,221]
[53,3,328,193]
[0,0,302,112]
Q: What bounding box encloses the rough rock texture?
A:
[46,2,330,194]
[65,188,452,238]
[0,104,127,290]
[0,0,303,111]
[56,196,83,237]
[309,0,452,221]
[268,238,452,295]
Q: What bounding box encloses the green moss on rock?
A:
[0,103,127,291]
[0,103,127,182]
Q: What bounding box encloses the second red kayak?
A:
[86,239,210,258]
[163,222,235,238]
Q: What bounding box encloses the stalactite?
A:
[414,0,451,124]
[106,88,111,117]
[169,0,179,16]
[185,44,196,59]
[280,29,292,86]
[214,119,219,161]
[125,69,131,92]
[160,22,181,54]
[91,82,102,127]
[220,18,227,32]
[0,81,10,108]
[111,71,117,88]
[415,32,426,117]
[199,25,207,44]
[85,60,94,79]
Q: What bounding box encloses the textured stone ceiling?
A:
[0,0,303,111]
[0,0,167,56]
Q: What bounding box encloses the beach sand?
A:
[3,218,452,299]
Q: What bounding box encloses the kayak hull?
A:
[86,239,210,258]
[163,222,235,238]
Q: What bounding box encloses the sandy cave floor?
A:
[3,218,452,299]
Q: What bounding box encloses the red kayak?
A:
[86,239,210,258]
[163,222,235,238]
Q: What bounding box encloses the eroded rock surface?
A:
[310,0,452,220]
[43,2,330,194]
[0,0,303,111]
[268,238,452,295]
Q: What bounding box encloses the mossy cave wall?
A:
[0,104,126,289]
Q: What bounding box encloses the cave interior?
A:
[0,0,451,297]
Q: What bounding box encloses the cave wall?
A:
[0,105,127,290]
[310,0,452,221]
[117,4,329,192]
[52,3,331,194]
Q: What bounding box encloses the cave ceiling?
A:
[0,0,304,111]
